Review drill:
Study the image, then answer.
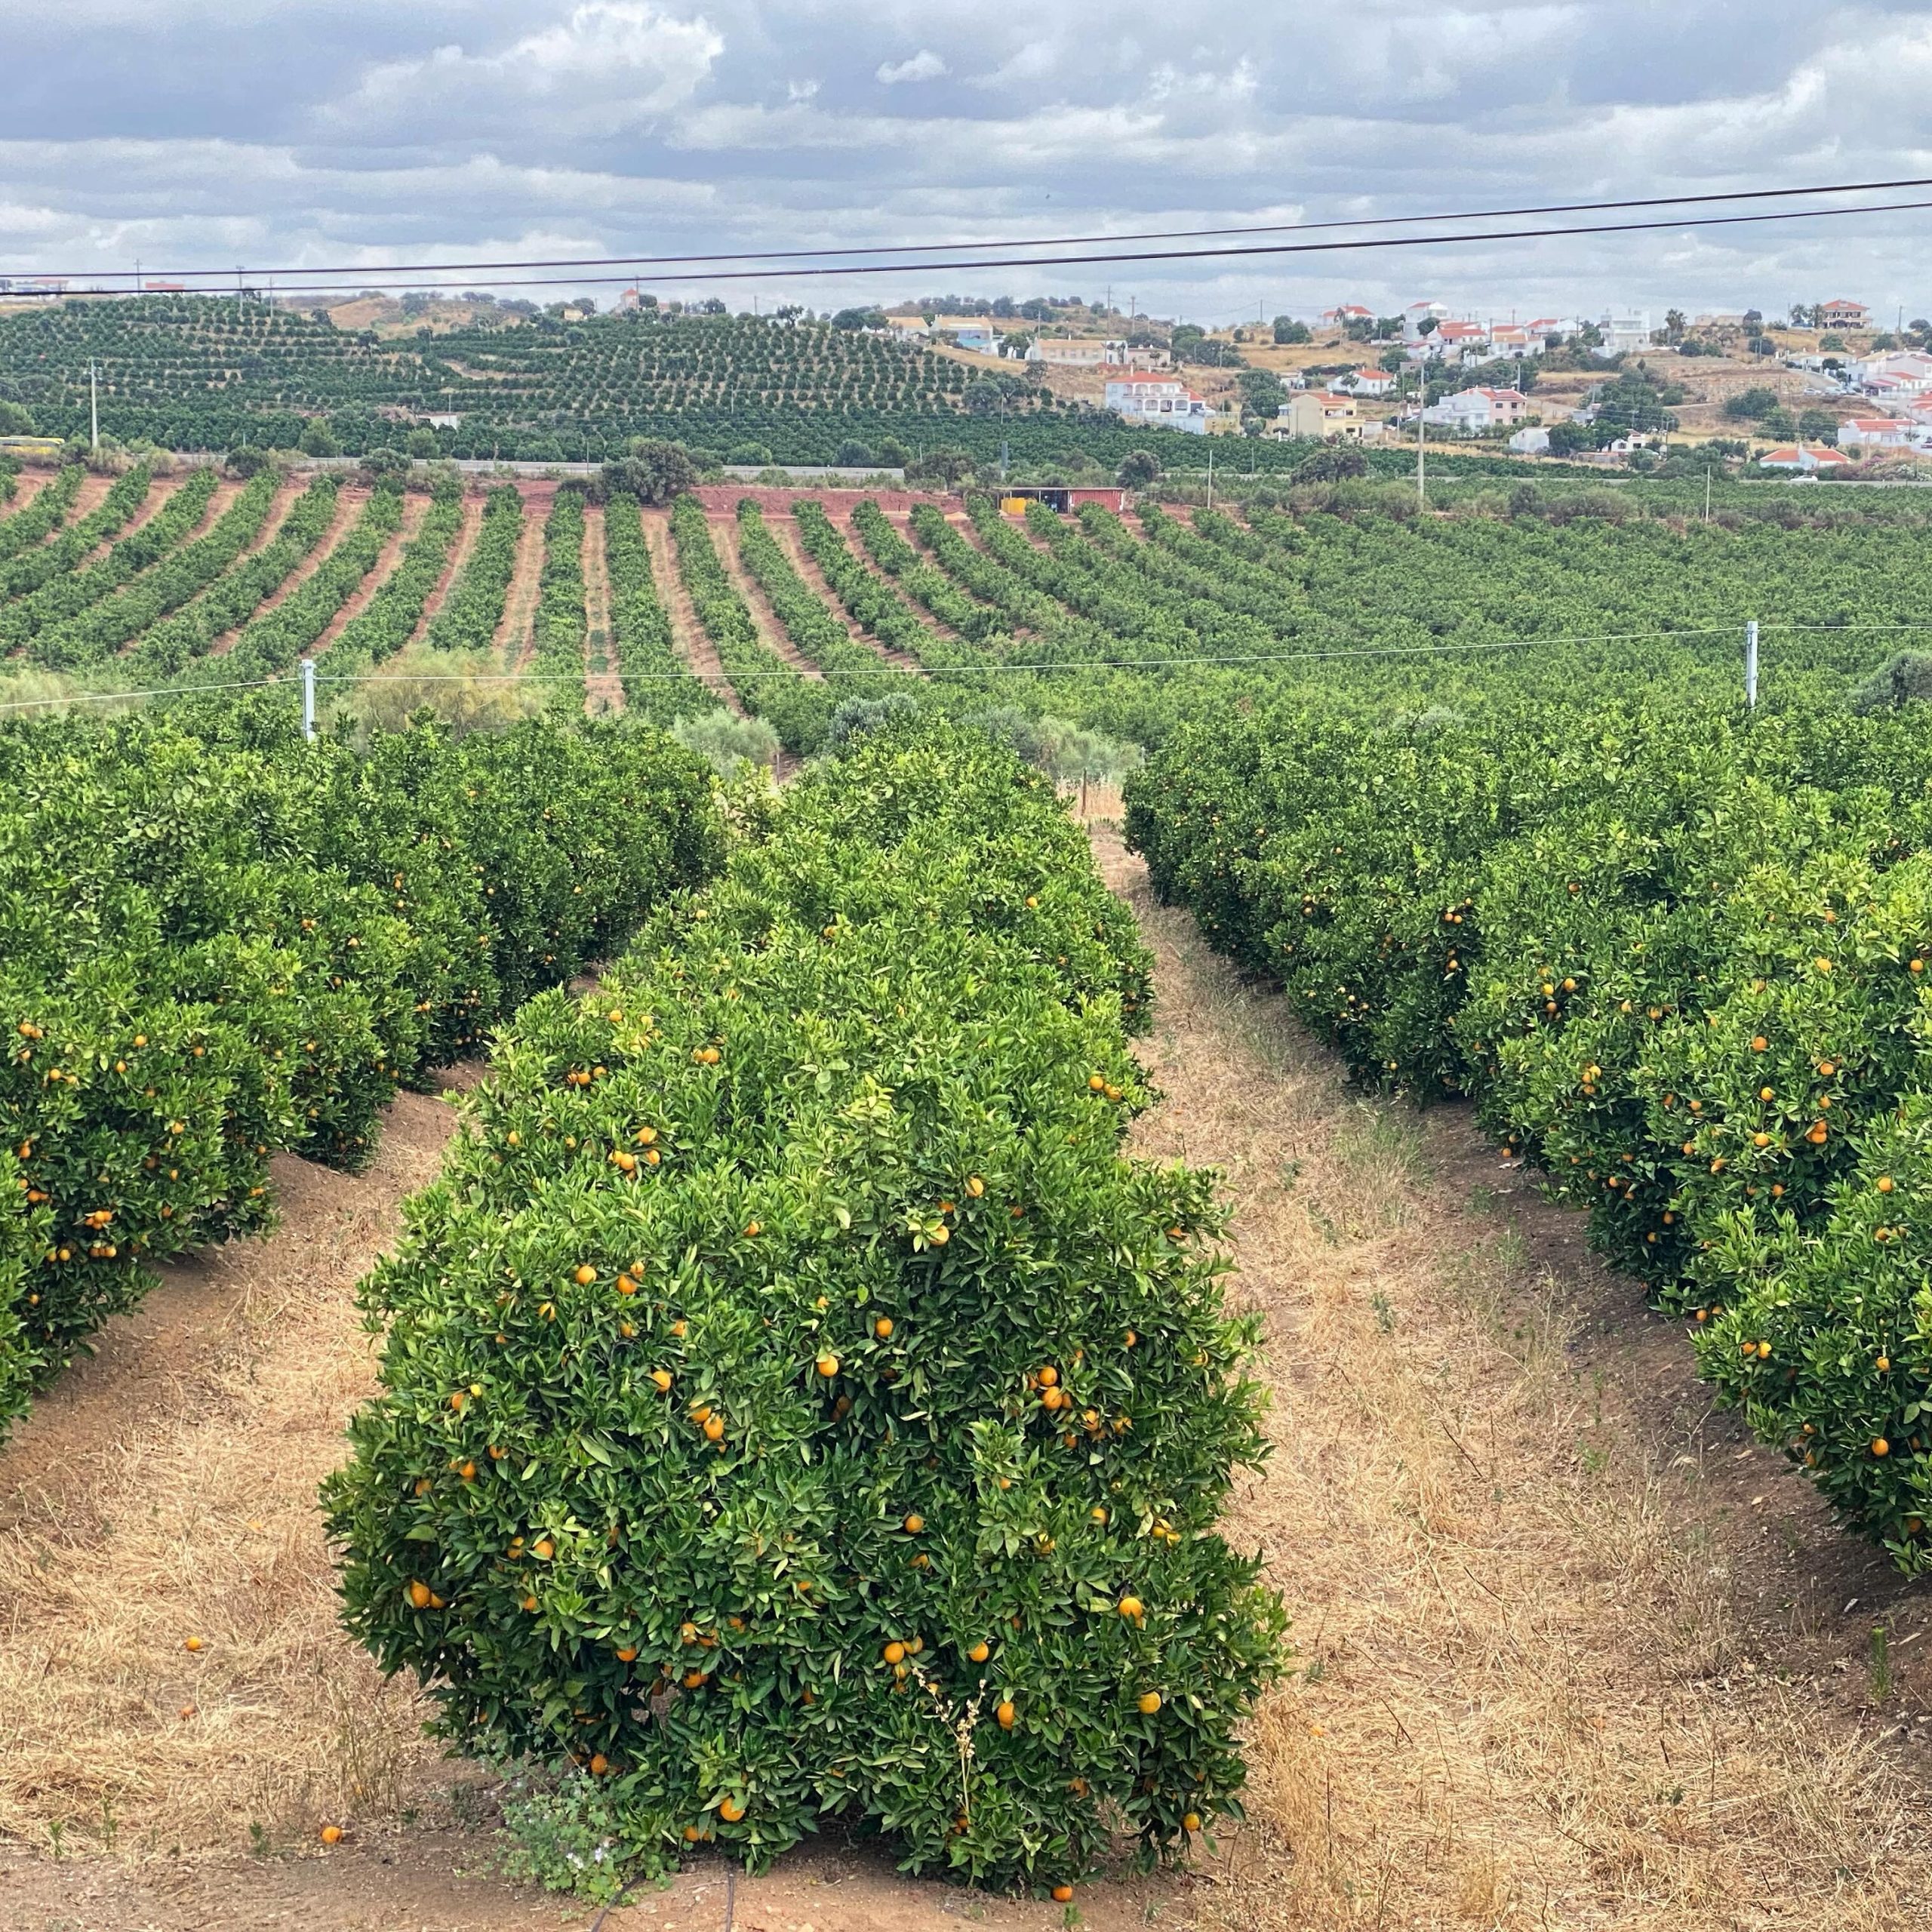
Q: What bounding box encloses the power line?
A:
[7,617,1924,718]
[29,172,1932,288]
[117,195,1932,294]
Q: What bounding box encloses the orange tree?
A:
[1125,691,1932,1567]
[0,701,722,1432]
[325,719,1286,1892]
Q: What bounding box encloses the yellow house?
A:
[1274,391,1381,441]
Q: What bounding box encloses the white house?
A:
[1026,337,1129,368]
[1320,304,1376,328]
[1508,426,1551,454]
[1403,300,1451,341]
[1757,444,1854,472]
[1487,325,1547,358]
[1837,417,1918,448]
[1105,372,1210,432]
[1326,366,1395,397]
[1852,350,1932,393]
[1595,312,1651,358]
[1820,298,1872,331]
[1422,386,1532,433]
[954,326,998,354]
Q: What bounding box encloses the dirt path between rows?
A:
[9,817,1925,1932]
[580,501,623,716]
[1087,822,1930,1932]
[405,490,485,648]
[640,508,742,713]
[708,510,824,680]
[495,493,547,670]
[832,510,975,646]
[767,514,919,670]
[208,486,366,657]
[311,493,428,659]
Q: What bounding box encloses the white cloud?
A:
[325,2,724,137]
[875,49,946,85]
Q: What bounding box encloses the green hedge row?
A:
[1125,696,1932,1567]
[0,704,724,1436]
[325,719,1284,1893]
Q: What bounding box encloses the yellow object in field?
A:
[999,496,1028,515]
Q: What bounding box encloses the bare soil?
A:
[707,512,824,680]
[581,501,623,716]
[638,509,740,713]
[312,494,428,658]
[496,490,550,671]
[405,491,485,648]
[763,514,917,669]
[208,487,367,657]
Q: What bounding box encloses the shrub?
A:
[325,721,1285,1892]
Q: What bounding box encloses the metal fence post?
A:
[301,657,316,741]
[1745,620,1758,710]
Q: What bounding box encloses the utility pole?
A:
[1704,467,1712,524]
[1206,443,1214,511]
[88,358,99,452]
[1745,619,1759,709]
[1415,361,1426,509]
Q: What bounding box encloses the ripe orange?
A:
[1051,1884,1074,1902]
[320,1824,343,1845]
[816,1352,839,1377]
[995,1699,1016,1728]
[534,1539,554,1561]
[718,1795,746,1823]
[1118,1595,1143,1620]
[884,1641,906,1665]
[183,1636,203,1653]
[574,1265,596,1285]
[589,1753,610,1776]
[874,1315,894,1339]
[1137,1690,1162,1714]
[408,1580,432,1609]
[703,1415,724,1441]
[968,1641,990,1663]
[1183,1810,1201,1832]
[903,1512,924,1534]
[1874,1438,1891,1457]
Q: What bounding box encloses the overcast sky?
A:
[5,1,1931,323]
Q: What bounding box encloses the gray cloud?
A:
[2,1,1928,320]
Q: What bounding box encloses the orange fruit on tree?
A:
[1138,1690,1162,1714]
[1118,1594,1143,1620]
[884,1641,906,1665]
[903,1512,924,1534]
[995,1699,1016,1728]
[718,1795,746,1823]
[574,1265,596,1285]
[968,1641,990,1663]
[408,1580,432,1609]
[1183,1810,1201,1832]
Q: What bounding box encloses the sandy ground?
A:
[639,508,741,713]
[3,816,1928,1931]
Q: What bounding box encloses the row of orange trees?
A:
[328,718,1284,1893]
[1126,694,1932,1567]
[0,700,722,1435]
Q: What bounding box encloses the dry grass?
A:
[0,1091,468,1861]
[1091,823,1927,1932]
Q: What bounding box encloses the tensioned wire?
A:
[0,619,1908,712]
